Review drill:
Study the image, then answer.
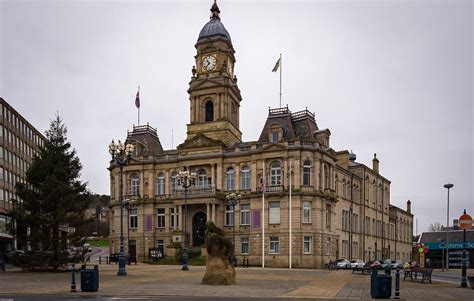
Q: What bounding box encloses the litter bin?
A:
[80,264,99,292]
[371,269,391,299]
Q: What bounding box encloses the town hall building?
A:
[108,2,414,268]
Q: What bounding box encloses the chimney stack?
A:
[407,199,411,214]
[372,153,379,174]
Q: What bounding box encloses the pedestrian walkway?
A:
[0,264,472,300]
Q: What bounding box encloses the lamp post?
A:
[226,192,241,267]
[444,183,453,271]
[109,139,134,276]
[123,199,137,265]
[177,168,196,271]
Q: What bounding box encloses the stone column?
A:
[178,205,183,231]
[207,203,210,221]
[211,203,216,222]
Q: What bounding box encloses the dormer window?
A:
[269,124,282,143]
[271,131,279,143]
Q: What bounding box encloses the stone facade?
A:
[108,2,413,267]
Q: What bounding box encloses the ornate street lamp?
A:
[177,168,196,271]
[444,183,453,271]
[109,139,134,276]
[123,198,137,265]
[226,192,241,267]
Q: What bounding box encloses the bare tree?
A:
[428,222,443,232]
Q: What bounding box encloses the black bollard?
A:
[70,264,76,293]
[395,266,400,299]
[99,256,102,265]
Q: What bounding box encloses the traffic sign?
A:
[459,214,473,230]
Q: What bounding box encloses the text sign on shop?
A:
[424,241,474,250]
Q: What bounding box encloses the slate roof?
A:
[258,106,319,143]
[420,228,474,243]
[125,124,163,156]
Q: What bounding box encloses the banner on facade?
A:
[251,209,261,228]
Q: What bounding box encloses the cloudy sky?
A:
[1,0,472,233]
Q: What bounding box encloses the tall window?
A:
[197,169,207,188]
[324,165,330,189]
[302,201,311,223]
[157,208,165,228]
[270,161,281,186]
[205,101,214,122]
[225,205,234,226]
[240,165,250,190]
[241,237,249,255]
[226,168,235,191]
[325,204,331,228]
[302,160,311,186]
[269,202,280,224]
[269,236,279,254]
[129,209,138,229]
[130,173,140,196]
[170,208,176,228]
[303,236,312,254]
[157,173,165,195]
[240,204,250,225]
[271,131,279,143]
[171,171,178,193]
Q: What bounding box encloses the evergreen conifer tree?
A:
[9,114,90,271]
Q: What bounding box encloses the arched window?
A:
[226,167,235,191]
[171,171,178,193]
[197,169,207,188]
[130,173,140,196]
[240,165,250,190]
[270,161,281,186]
[205,101,214,122]
[302,160,311,186]
[157,173,165,195]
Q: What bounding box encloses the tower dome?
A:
[198,1,231,42]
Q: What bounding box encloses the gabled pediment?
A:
[177,134,226,150]
[261,143,288,152]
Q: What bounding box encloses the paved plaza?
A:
[0,264,473,300]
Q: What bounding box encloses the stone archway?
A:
[192,211,207,247]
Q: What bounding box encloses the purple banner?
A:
[251,209,261,228]
[146,214,153,231]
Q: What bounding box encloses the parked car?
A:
[370,260,382,269]
[83,243,92,252]
[402,262,411,269]
[381,259,392,269]
[390,260,403,269]
[336,258,351,269]
[350,259,365,269]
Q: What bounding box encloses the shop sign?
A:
[424,241,474,250]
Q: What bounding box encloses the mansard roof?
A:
[125,124,163,156]
[258,106,319,143]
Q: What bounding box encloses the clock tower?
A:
[185,1,242,147]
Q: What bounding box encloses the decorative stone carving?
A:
[201,221,236,285]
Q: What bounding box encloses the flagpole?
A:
[289,159,292,269]
[137,86,140,126]
[262,160,265,269]
[279,53,282,108]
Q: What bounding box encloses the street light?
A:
[444,183,453,271]
[123,199,137,265]
[226,192,241,267]
[109,139,134,276]
[177,168,196,271]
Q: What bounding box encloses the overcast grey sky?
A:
[1,0,472,233]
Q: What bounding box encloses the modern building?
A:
[417,227,474,269]
[0,97,46,253]
[108,2,414,268]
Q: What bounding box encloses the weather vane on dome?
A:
[210,0,220,20]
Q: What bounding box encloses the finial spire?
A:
[210,0,220,20]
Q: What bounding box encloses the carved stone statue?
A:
[201,221,236,285]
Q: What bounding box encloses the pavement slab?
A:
[0,264,472,300]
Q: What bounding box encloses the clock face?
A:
[202,55,216,71]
